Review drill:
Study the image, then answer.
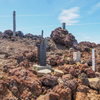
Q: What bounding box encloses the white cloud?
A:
[89,2,100,14]
[58,7,80,25]
[84,37,91,39]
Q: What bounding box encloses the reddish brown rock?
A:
[62,74,74,82]
[77,85,89,93]
[74,92,90,100]
[68,58,75,65]
[95,65,100,72]
[63,79,78,91]
[40,74,58,87]
[78,73,89,86]
[25,52,37,62]
[7,67,42,99]
[0,80,7,93]
[51,27,77,48]
[52,84,71,100]
[79,64,89,72]
[57,58,64,66]
[15,53,24,64]
[84,68,95,78]
[19,60,30,68]
[96,60,100,65]
[79,41,96,48]
[59,65,73,74]
[8,67,22,76]
[37,84,71,100]
[69,68,81,77]
[47,57,57,66]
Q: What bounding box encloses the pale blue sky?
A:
[0,0,100,43]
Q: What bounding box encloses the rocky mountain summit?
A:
[0,28,100,100]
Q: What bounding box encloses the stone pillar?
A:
[13,11,16,37]
[62,22,66,29]
[92,49,95,71]
[73,52,81,62]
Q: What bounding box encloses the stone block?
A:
[33,65,51,71]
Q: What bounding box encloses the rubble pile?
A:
[0,28,100,100]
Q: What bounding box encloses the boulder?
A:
[78,73,89,86]
[52,84,71,100]
[57,58,65,66]
[7,67,42,97]
[37,84,72,100]
[73,45,81,51]
[74,92,90,100]
[77,85,89,93]
[51,27,77,48]
[88,78,100,90]
[40,74,58,87]
[16,31,24,37]
[59,65,73,74]
[62,74,74,82]
[63,79,78,91]
[69,68,81,77]
[79,64,89,72]
[84,68,95,78]
[19,60,30,68]
[4,30,13,38]
[54,69,64,77]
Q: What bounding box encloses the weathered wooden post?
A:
[13,11,16,37]
[92,49,95,71]
[62,22,66,29]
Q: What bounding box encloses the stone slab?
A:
[54,69,64,77]
[33,65,51,71]
[37,69,51,76]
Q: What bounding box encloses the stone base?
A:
[33,65,51,71]
[37,69,51,76]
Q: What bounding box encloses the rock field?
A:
[0,28,100,100]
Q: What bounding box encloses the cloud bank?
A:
[58,7,80,25]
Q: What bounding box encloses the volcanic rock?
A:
[88,78,100,90]
[74,92,90,100]
[40,74,58,87]
[59,65,73,74]
[37,84,71,100]
[78,73,89,86]
[79,41,97,48]
[16,31,24,38]
[63,79,78,91]
[84,68,95,78]
[51,27,77,48]
[54,69,64,77]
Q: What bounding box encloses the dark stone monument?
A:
[38,30,46,66]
